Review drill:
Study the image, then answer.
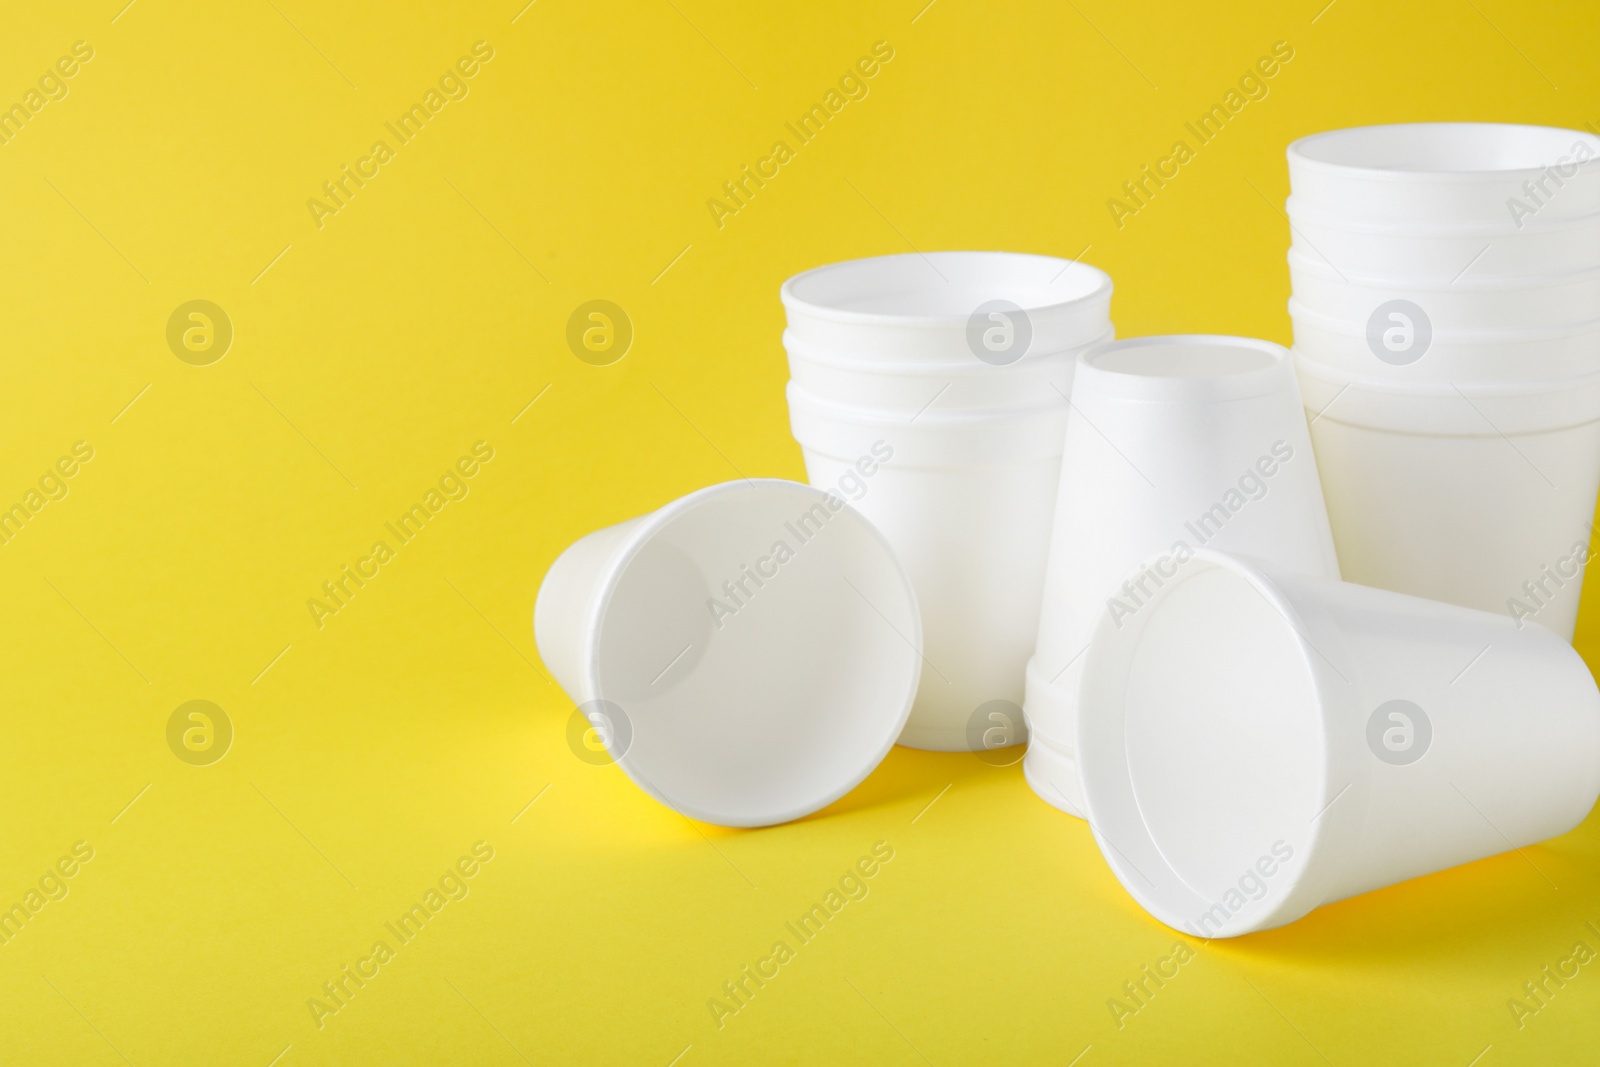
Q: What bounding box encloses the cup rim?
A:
[1288,122,1600,184]
[1075,335,1292,402]
[583,478,921,828]
[780,250,1112,328]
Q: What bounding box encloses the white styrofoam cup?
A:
[533,479,922,827]
[1023,336,1341,817]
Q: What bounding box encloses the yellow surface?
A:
[4,0,1600,1063]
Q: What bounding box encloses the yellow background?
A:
[3,0,1600,1062]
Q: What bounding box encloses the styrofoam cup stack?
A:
[533,479,923,828]
[1077,551,1600,937]
[1284,123,1600,639]
[1285,123,1600,385]
[781,251,1114,751]
[1022,336,1341,817]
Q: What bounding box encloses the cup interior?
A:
[1291,123,1600,177]
[1079,556,1330,936]
[590,480,920,827]
[782,251,1108,322]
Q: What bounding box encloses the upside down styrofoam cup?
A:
[781,251,1113,364]
[533,479,922,827]
[1295,356,1600,641]
[1287,123,1600,225]
[786,383,1067,751]
[1077,550,1600,938]
[1023,337,1340,818]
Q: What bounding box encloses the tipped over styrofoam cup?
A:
[1296,355,1600,640]
[1023,336,1340,817]
[1288,123,1600,225]
[533,479,922,827]
[786,382,1068,751]
[781,251,1113,364]
[1077,550,1600,938]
